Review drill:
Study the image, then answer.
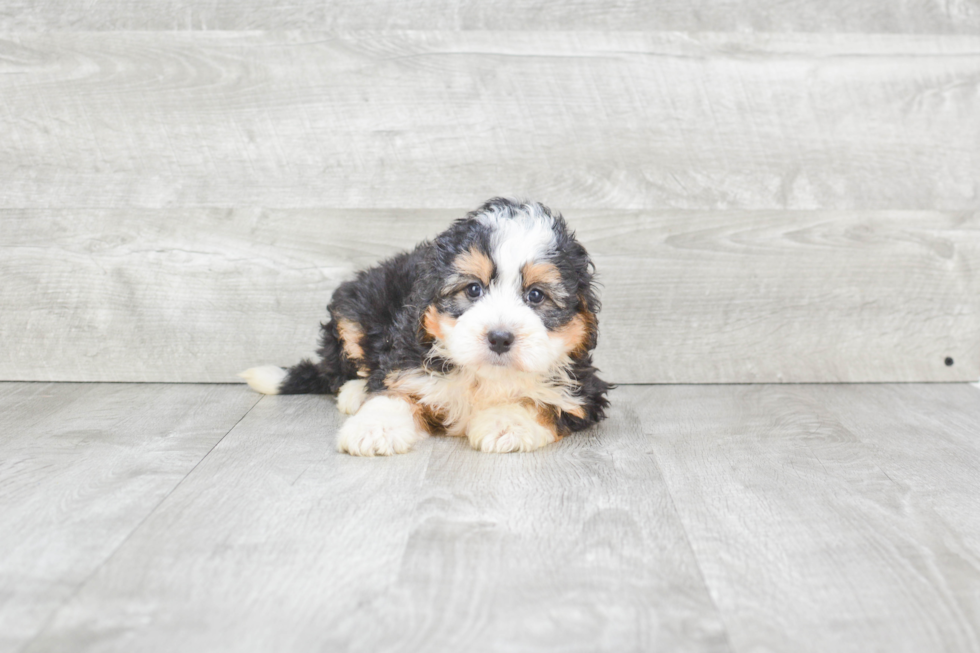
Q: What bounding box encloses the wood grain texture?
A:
[21,393,439,653]
[358,406,729,652]
[12,383,980,651]
[2,208,977,384]
[21,388,731,653]
[1,32,977,210]
[2,0,978,32]
[815,382,980,640]
[0,382,257,653]
[634,383,980,653]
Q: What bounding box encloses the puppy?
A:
[241,198,610,455]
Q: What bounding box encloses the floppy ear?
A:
[576,297,599,354]
[580,258,601,316]
[551,216,600,318]
[407,248,449,340]
[560,248,611,432]
[401,251,459,375]
[572,245,601,355]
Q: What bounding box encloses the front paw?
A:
[336,395,426,456]
[466,405,557,454]
[336,379,368,415]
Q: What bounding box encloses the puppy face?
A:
[422,199,598,376]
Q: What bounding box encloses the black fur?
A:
[278,198,611,433]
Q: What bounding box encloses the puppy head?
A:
[421,198,599,375]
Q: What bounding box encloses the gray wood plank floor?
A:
[0,383,258,653]
[4,382,980,652]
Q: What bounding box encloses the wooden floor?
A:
[3,382,980,653]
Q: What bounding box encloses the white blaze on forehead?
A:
[437,202,567,376]
[478,204,557,290]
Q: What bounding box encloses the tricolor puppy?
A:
[241,198,610,456]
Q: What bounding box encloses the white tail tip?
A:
[239,366,287,395]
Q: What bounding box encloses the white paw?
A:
[466,405,557,454]
[238,366,287,395]
[336,395,426,456]
[336,379,368,415]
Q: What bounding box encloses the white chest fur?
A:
[389,364,583,436]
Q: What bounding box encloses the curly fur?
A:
[242,198,611,455]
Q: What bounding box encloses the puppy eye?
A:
[465,283,483,299]
[526,288,545,305]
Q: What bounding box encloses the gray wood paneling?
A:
[3,0,978,32]
[635,383,980,653]
[20,388,731,653]
[0,382,257,653]
[2,208,977,384]
[1,32,977,210]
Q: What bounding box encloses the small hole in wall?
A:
[945,357,954,367]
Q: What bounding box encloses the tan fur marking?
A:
[385,370,405,389]
[423,304,456,341]
[454,247,494,285]
[337,319,365,360]
[521,261,562,288]
[550,312,593,356]
[520,398,563,441]
[423,305,443,340]
[380,388,446,434]
[566,405,587,419]
[414,402,447,434]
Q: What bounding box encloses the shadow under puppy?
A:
[241,198,610,456]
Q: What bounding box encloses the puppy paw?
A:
[336,379,368,415]
[466,405,557,454]
[337,395,426,456]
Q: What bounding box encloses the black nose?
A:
[487,330,515,354]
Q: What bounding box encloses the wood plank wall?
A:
[1,7,978,383]
[3,1,979,31]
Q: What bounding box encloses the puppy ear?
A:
[576,297,599,354]
[576,248,601,314]
[570,243,601,355]
[408,251,446,339]
[406,265,457,374]
[551,215,601,316]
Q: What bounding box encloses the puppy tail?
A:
[239,359,345,396]
[240,319,359,395]
[238,365,289,395]
[279,358,344,395]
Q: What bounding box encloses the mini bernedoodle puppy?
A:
[241,198,610,456]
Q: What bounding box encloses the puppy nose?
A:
[487,329,515,354]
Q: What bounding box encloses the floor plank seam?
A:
[388,434,439,586]
[15,392,263,653]
[640,417,739,653]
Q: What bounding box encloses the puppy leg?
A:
[466,404,558,454]
[337,394,428,456]
[336,379,369,415]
